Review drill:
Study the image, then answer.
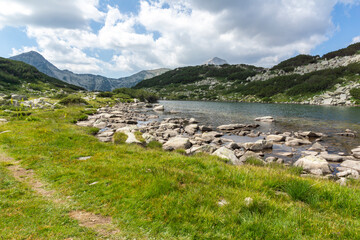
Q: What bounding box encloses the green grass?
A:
[113,131,128,144]
[1,106,360,239]
[134,131,146,144]
[0,163,98,239]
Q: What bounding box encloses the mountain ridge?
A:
[10,51,169,91]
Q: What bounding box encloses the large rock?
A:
[212,147,241,165]
[243,140,273,151]
[308,142,326,151]
[153,105,165,111]
[185,124,199,135]
[351,147,360,159]
[298,131,324,138]
[163,137,192,151]
[293,156,331,175]
[319,152,343,162]
[285,137,311,146]
[187,145,216,155]
[201,131,223,142]
[255,116,274,122]
[340,160,360,172]
[266,135,285,142]
[217,124,245,131]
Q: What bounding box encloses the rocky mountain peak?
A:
[204,57,228,66]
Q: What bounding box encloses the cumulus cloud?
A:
[3,0,359,76]
[352,36,360,43]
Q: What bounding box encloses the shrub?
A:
[86,127,99,136]
[134,131,146,144]
[97,92,114,98]
[113,132,128,144]
[58,95,89,105]
[350,88,360,100]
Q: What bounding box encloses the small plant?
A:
[86,127,99,136]
[58,95,88,105]
[113,132,128,144]
[134,131,146,144]
[70,114,88,123]
[245,157,265,166]
[147,141,162,149]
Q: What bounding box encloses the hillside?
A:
[134,64,264,100]
[10,51,169,91]
[0,57,83,93]
[135,43,360,104]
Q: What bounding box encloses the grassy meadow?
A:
[1,105,360,239]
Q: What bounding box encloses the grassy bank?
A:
[1,106,360,239]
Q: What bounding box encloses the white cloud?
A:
[352,36,360,44]
[4,0,359,77]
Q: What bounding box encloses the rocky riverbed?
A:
[77,102,360,185]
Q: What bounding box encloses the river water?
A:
[157,100,360,156]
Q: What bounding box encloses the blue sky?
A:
[0,0,359,78]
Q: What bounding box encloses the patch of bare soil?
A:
[1,153,120,238]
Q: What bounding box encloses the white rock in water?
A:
[153,105,165,111]
[255,116,275,122]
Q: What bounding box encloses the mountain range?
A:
[10,51,169,91]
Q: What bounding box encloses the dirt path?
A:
[0,153,120,238]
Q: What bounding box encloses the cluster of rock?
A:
[304,82,360,106]
[75,102,360,185]
[247,54,360,82]
[0,94,57,109]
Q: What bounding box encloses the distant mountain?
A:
[204,57,228,66]
[10,51,169,91]
[0,57,83,93]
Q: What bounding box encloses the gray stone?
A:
[308,142,327,151]
[266,135,285,142]
[217,124,245,131]
[163,137,192,151]
[255,116,274,122]
[319,152,343,162]
[340,160,360,172]
[294,155,331,175]
[201,131,223,142]
[153,105,165,111]
[212,147,241,165]
[185,124,199,135]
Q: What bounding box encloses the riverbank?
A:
[1,103,360,239]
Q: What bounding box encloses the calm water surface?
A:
[157,100,360,154]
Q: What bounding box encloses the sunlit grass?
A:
[1,106,360,239]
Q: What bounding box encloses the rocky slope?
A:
[10,51,169,91]
[137,43,360,106]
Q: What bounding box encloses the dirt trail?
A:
[0,153,120,238]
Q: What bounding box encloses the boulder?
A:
[187,145,216,155]
[163,137,192,151]
[211,147,241,165]
[142,133,157,143]
[199,125,213,132]
[340,160,360,172]
[298,131,323,138]
[266,134,285,142]
[201,131,223,142]
[351,147,360,159]
[153,105,165,111]
[285,138,311,146]
[293,155,331,175]
[217,124,245,131]
[185,124,199,135]
[319,152,343,162]
[239,151,262,162]
[336,169,359,179]
[243,140,273,151]
[255,116,274,122]
[308,142,326,151]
